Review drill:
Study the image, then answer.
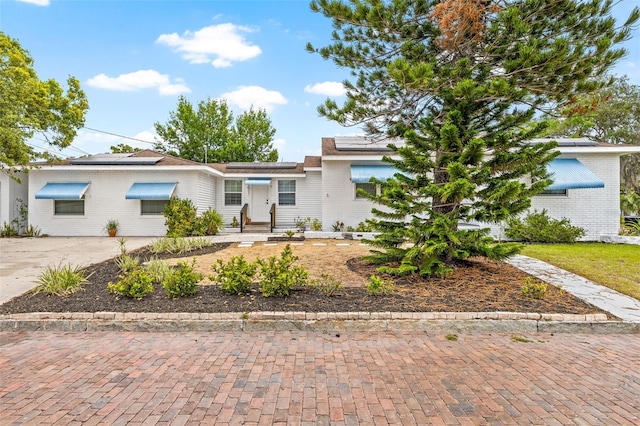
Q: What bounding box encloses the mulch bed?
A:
[0,243,614,318]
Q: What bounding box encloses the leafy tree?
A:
[308,0,638,276]
[0,32,89,172]
[540,75,640,193]
[154,96,278,163]
[110,143,138,153]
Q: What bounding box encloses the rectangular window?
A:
[355,182,377,199]
[54,200,84,215]
[539,189,568,196]
[141,200,168,215]
[278,180,296,206]
[225,180,242,206]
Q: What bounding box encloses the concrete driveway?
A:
[0,237,154,304]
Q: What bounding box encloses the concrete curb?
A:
[2,311,638,333]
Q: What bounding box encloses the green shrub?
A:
[115,254,140,273]
[521,277,548,299]
[366,274,395,295]
[108,268,154,299]
[505,209,586,243]
[163,197,224,237]
[311,218,323,231]
[23,225,41,237]
[623,220,640,236]
[310,273,344,297]
[257,244,308,297]
[145,258,171,283]
[163,197,199,237]
[0,222,18,237]
[33,263,90,296]
[195,208,224,236]
[149,237,212,254]
[162,258,202,298]
[210,255,257,294]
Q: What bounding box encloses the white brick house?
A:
[8,137,640,239]
[320,136,640,241]
[24,151,323,236]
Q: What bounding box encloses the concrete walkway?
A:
[507,255,640,323]
[0,237,155,304]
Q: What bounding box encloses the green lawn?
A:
[520,243,640,300]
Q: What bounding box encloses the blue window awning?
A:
[350,165,400,183]
[245,178,271,186]
[35,182,90,199]
[125,182,177,200]
[546,159,604,190]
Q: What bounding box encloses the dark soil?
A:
[0,243,614,318]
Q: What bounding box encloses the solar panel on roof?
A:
[334,136,401,151]
[226,162,298,169]
[525,138,599,147]
[70,157,163,165]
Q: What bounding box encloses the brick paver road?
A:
[1,331,639,425]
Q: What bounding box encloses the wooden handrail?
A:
[269,203,276,233]
[239,204,248,233]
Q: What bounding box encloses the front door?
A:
[250,185,271,222]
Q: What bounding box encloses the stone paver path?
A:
[2,331,639,425]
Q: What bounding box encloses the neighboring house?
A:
[10,137,640,239]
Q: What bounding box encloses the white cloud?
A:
[273,138,286,152]
[220,86,288,112]
[17,0,50,5]
[86,70,190,95]
[156,23,261,68]
[304,81,347,97]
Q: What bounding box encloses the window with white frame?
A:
[278,180,296,206]
[355,182,377,199]
[54,200,84,215]
[141,200,168,215]
[225,180,242,206]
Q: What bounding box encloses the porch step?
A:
[242,223,271,233]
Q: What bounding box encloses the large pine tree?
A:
[308,0,639,276]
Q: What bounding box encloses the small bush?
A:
[115,254,140,273]
[163,197,224,237]
[23,225,41,237]
[195,208,224,236]
[149,237,212,254]
[366,274,395,295]
[210,255,257,295]
[311,218,323,231]
[310,274,344,297]
[163,197,199,237]
[162,258,202,298]
[0,222,18,237]
[623,220,640,236]
[331,221,344,232]
[108,268,154,299]
[521,277,548,299]
[257,244,308,297]
[505,209,585,243]
[145,258,171,283]
[33,263,90,296]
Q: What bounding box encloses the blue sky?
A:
[1,0,639,162]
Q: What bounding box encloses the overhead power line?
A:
[83,127,156,145]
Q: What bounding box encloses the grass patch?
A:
[520,243,640,300]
